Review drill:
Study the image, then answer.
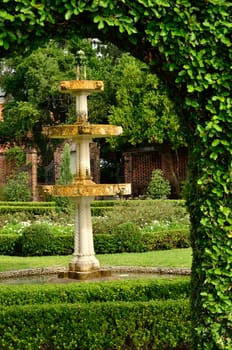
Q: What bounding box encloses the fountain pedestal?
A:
[42,76,131,280]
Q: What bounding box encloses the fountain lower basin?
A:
[0,267,191,285]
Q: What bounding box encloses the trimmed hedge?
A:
[0,201,56,207]
[0,229,190,256]
[0,274,190,349]
[0,279,190,350]
[0,234,73,256]
[0,299,190,350]
[0,201,56,215]
[0,278,190,306]
[0,206,56,215]
[142,229,190,250]
[91,200,120,207]
[0,200,113,216]
[91,206,113,216]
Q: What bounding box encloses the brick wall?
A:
[0,144,16,184]
[0,102,4,121]
[53,141,100,183]
[0,145,38,201]
[26,148,38,201]
[0,152,7,184]
[123,146,188,198]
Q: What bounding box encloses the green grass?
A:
[0,248,192,272]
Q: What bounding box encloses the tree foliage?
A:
[1,40,184,182]
[146,169,171,200]
[56,142,73,212]
[0,1,232,349]
[0,41,75,169]
[3,171,32,202]
[108,54,184,149]
[57,143,73,185]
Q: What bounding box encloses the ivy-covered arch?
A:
[1,1,232,348]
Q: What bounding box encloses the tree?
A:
[57,143,73,185]
[108,53,185,149]
[56,142,73,212]
[1,2,232,348]
[0,41,76,180]
[146,169,171,199]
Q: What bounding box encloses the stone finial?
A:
[76,50,86,80]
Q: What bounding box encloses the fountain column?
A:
[70,196,99,273]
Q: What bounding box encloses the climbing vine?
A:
[1,1,232,349]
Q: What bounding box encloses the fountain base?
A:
[58,269,112,280]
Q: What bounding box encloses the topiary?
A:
[146,169,171,199]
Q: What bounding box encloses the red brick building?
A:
[123,145,188,198]
[0,98,188,199]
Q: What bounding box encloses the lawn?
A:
[0,248,192,272]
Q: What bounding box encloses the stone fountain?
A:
[42,52,131,280]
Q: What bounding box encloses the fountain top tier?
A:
[60,79,103,94]
[43,80,122,139]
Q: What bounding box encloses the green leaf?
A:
[0,10,14,21]
[187,85,194,93]
[65,9,73,20]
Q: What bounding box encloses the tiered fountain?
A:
[42,52,131,280]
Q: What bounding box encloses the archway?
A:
[1,2,231,348]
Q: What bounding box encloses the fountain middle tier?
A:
[43,124,122,139]
[43,180,131,198]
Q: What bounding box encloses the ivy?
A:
[0,1,232,349]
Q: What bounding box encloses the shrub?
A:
[94,233,117,254]
[112,221,144,252]
[3,172,32,202]
[18,223,53,256]
[0,185,6,201]
[55,143,73,213]
[92,199,189,233]
[146,169,171,199]
[0,234,18,255]
[141,229,190,251]
[5,146,26,168]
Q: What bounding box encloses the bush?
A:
[54,143,73,213]
[146,169,171,199]
[92,200,189,233]
[142,229,190,251]
[18,223,54,256]
[0,234,18,255]
[112,221,144,252]
[94,233,117,254]
[18,224,74,256]
[0,185,6,201]
[3,172,32,202]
